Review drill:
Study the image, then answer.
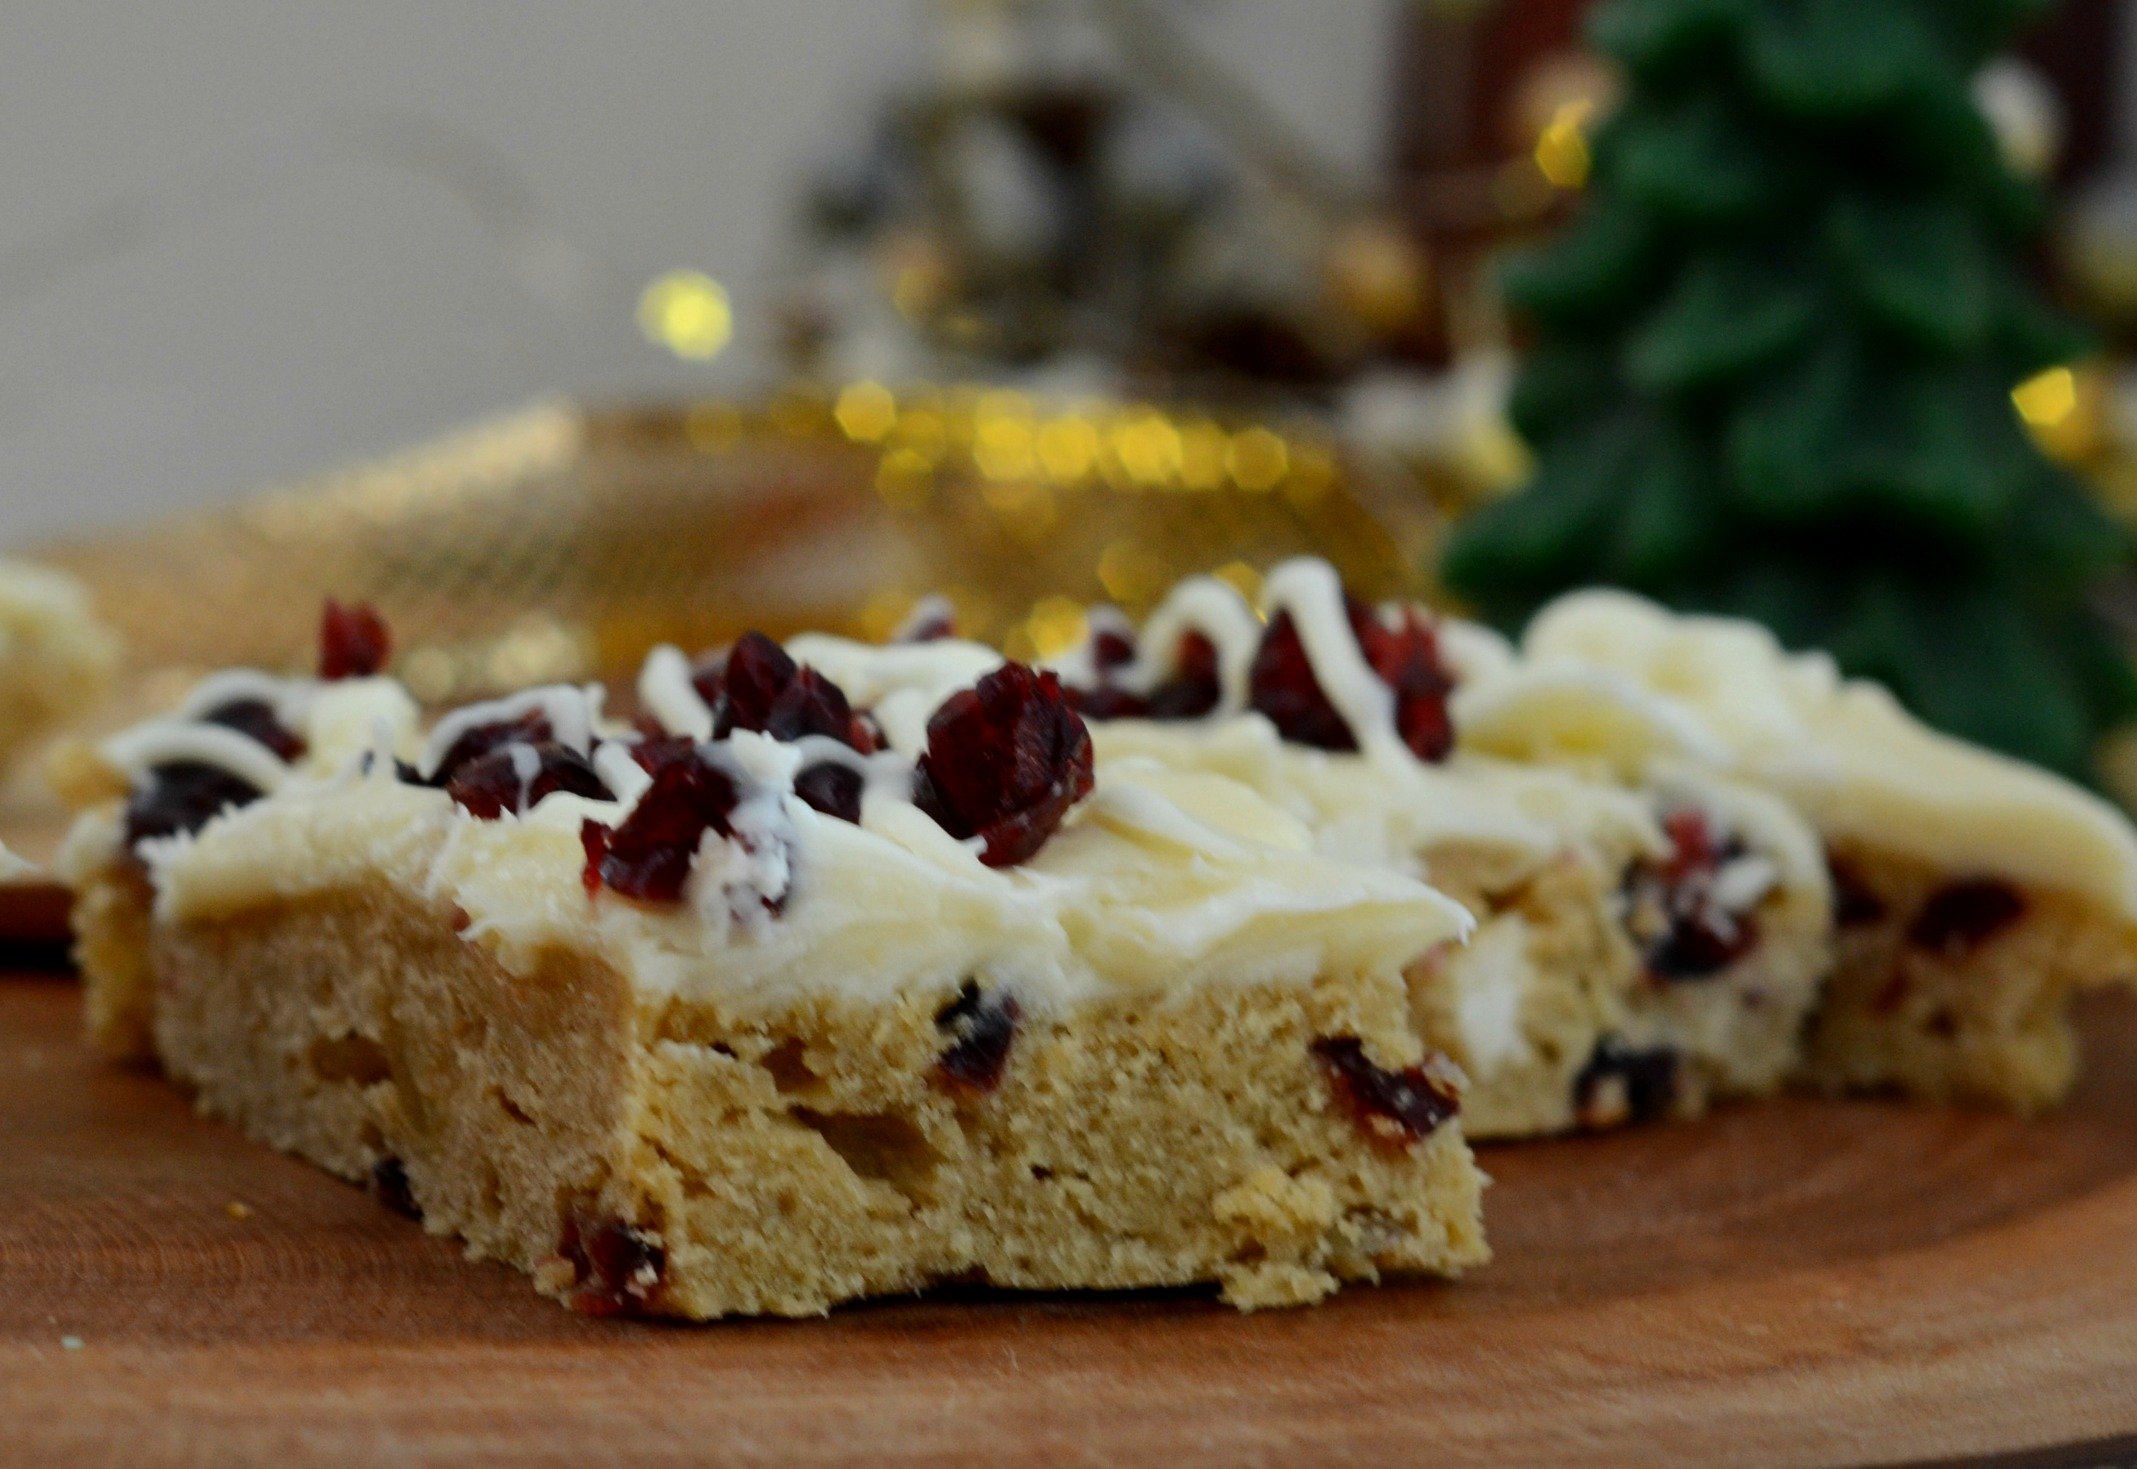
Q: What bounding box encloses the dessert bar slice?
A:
[1456,590,2137,1111]
[795,561,1834,1137]
[0,559,118,774]
[66,610,1486,1316]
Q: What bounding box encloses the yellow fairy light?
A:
[974,416,1038,481]
[834,381,898,442]
[1226,427,1289,492]
[2013,365,2078,429]
[875,447,935,510]
[1098,539,1170,605]
[1177,420,1230,491]
[1024,595,1089,659]
[1534,100,1594,190]
[637,270,733,360]
[1112,412,1183,487]
[2014,362,2104,464]
[1036,416,1101,482]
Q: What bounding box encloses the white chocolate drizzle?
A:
[638,645,714,741]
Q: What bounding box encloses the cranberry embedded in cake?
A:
[1623,809,1764,981]
[933,980,1021,1093]
[1310,1036,1461,1146]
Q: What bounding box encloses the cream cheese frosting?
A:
[80,642,1470,1018]
[1454,589,2137,922]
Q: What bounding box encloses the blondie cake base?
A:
[1808,846,2137,1112]
[1409,848,1637,1138]
[79,872,1487,1316]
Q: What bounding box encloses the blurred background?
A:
[9,0,2137,778]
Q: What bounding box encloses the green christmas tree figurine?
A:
[1443,0,2135,779]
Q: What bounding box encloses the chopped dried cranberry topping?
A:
[319,599,392,681]
[1623,809,1761,982]
[124,763,264,848]
[794,761,864,824]
[202,698,305,761]
[1091,624,1137,672]
[1311,1036,1459,1145]
[914,663,1094,866]
[369,1156,421,1220]
[1249,598,1456,761]
[1829,855,1888,927]
[445,742,611,819]
[1573,1038,1681,1129]
[557,1213,666,1316]
[934,980,1021,1093]
[691,633,876,750]
[1065,682,1152,720]
[428,711,553,787]
[1250,609,1350,749]
[1907,879,2025,957]
[1069,629,1223,722]
[707,632,795,733]
[580,749,738,902]
[1362,607,1456,762]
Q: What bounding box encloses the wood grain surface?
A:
[3,972,2136,1469]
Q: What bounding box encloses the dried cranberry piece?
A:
[693,633,874,751]
[1360,608,1455,762]
[794,761,863,824]
[1091,624,1137,672]
[557,1213,666,1316]
[1573,1038,1681,1129]
[124,763,263,848]
[445,742,611,819]
[628,734,698,775]
[710,632,798,735]
[1829,854,1888,927]
[934,980,1021,1093]
[428,711,553,787]
[914,663,1094,866]
[581,750,738,902]
[765,667,861,743]
[1064,682,1151,720]
[1249,608,1361,750]
[1144,631,1223,720]
[202,698,306,761]
[319,599,392,680]
[369,1157,421,1220]
[1907,879,2025,957]
[1311,1036,1459,1145]
[1624,810,1760,982]
[1249,599,1457,760]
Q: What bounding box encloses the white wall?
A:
[0,1,1390,545]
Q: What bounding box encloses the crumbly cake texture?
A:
[68,618,1487,1316]
[1456,589,2137,1111]
[77,876,1481,1315]
[0,559,119,773]
[800,561,1836,1138]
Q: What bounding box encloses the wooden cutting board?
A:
[4,973,2135,1469]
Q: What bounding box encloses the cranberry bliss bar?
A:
[63,607,1487,1316]
[0,559,118,774]
[1456,590,2137,1111]
[793,561,1833,1138]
